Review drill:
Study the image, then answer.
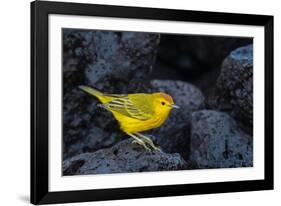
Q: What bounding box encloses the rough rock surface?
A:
[63,139,187,175]
[189,110,253,168]
[208,44,253,134]
[63,30,160,159]
[148,80,205,159]
[63,29,160,93]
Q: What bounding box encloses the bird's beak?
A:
[170,104,180,109]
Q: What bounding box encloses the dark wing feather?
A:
[103,95,153,120]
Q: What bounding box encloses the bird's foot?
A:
[146,142,162,152]
[135,133,162,152]
[131,140,151,151]
[152,145,162,152]
[128,133,151,151]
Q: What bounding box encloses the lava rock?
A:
[63,138,187,175]
[63,87,122,159]
[63,29,160,93]
[189,110,253,168]
[208,44,253,134]
[148,80,205,159]
[63,124,123,159]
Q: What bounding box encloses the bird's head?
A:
[153,92,180,114]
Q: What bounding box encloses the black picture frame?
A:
[31,0,274,204]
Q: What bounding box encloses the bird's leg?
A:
[127,133,151,151]
[135,133,162,152]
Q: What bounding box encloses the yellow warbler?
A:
[79,85,179,151]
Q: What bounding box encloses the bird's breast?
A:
[119,112,169,133]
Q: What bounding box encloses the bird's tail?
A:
[79,85,105,102]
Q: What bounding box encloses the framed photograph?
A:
[31,0,274,204]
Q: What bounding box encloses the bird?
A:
[79,85,179,151]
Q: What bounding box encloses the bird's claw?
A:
[154,146,162,152]
[131,140,151,151]
[149,143,162,152]
[130,133,162,152]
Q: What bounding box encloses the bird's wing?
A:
[103,95,153,120]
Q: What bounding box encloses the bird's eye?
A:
[161,102,165,106]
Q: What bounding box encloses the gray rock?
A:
[189,110,253,168]
[63,125,123,159]
[63,138,187,175]
[148,80,205,159]
[208,44,253,134]
[63,30,160,159]
[64,29,160,93]
[230,44,253,65]
[62,87,122,159]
